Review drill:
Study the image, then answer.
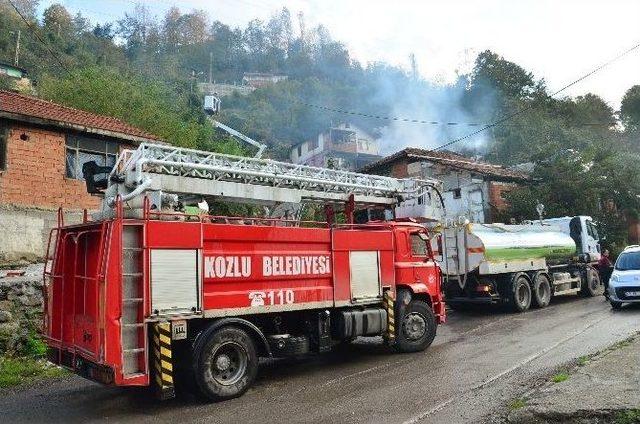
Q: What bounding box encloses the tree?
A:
[42,3,73,39]
[621,85,640,132]
[38,67,243,155]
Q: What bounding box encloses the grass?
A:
[509,398,527,410]
[615,409,640,424]
[0,333,65,389]
[0,357,65,388]
[551,372,569,383]
[577,356,589,367]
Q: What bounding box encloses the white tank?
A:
[441,223,576,276]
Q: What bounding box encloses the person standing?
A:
[598,249,614,298]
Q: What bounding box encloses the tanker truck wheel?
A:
[531,272,552,308]
[193,326,258,401]
[580,266,601,297]
[394,294,437,353]
[509,274,532,313]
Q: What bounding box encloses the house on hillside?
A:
[0,62,27,80]
[0,90,161,265]
[242,72,288,88]
[361,147,530,223]
[290,123,382,171]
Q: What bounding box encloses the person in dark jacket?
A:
[598,249,613,298]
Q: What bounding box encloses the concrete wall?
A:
[0,205,83,266]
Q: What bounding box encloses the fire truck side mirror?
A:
[82,161,113,195]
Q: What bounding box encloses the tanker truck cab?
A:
[441,216,602,313]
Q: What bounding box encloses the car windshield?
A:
[615,251,640,271]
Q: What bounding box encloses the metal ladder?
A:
[109,143,440,208]
[121,224,146,377]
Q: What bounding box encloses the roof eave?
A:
[0,111,162,145]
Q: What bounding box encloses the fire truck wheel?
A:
[531,273,552,309]
[580,266,601,297]
[395,300,437,353]
[194,326,258,401]
[510,275,532,312]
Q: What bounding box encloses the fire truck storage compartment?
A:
[332,228,395,304]
[150,249,200,315]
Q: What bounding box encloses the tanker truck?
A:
[436,216,602,312]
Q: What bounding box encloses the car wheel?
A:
[610,301,623,310]
[580,266,601,297]
[193,326,258,401]
[531,273,552,308]
[510,274,532,312]
[394,296,437,353]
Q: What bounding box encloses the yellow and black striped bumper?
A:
[152,322,175,400]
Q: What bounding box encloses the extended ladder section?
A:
[99,143,443,220]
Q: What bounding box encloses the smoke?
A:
[371,69,497,155]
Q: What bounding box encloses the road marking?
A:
[402,315,608,424]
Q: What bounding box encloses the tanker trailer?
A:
[438,219,601,312]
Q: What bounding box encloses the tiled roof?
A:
[0,90,160,143]
[360,147,530,181]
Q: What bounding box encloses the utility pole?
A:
[209,52,213,84]
[13,30,21,67]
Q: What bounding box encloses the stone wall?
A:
[0,205,83,266]
[0,264,44,354]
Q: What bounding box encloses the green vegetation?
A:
[509,398,527,410]
[551,372,569,383]
[0,356,65,388]
[0,332,65,389]
[577,356,589,367]
[615,409,640,424]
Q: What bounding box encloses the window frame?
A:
[65,134,118,180]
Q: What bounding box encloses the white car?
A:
[609,246,640,309]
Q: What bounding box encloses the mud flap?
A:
[152,322,175,400]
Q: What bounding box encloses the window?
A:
[65,135,118,179]
[0,122,7,171]
[410,233,428,256]
[586,221,599,240]
[452,188,462,199]
[297,145,302,157]
[615,251,640,271]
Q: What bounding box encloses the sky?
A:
[40,0,640,110]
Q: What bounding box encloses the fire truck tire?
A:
[509,274,532,313]
[193,326,258,401]
[394,299,437,353]
[580,266,601,297]
[531,272,552,309]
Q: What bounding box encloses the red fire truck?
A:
[43,144,445,401]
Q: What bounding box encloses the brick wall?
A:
[0,125,100,210]
[487,181,517,221]
[390,160,408,178]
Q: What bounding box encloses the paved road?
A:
[2,295,638,424]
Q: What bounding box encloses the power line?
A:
[291,99,617,128]
[432,41,640,151]
[7,0,74,77]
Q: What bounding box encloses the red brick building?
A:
[361,147,530,223]
[0,90,160,264]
